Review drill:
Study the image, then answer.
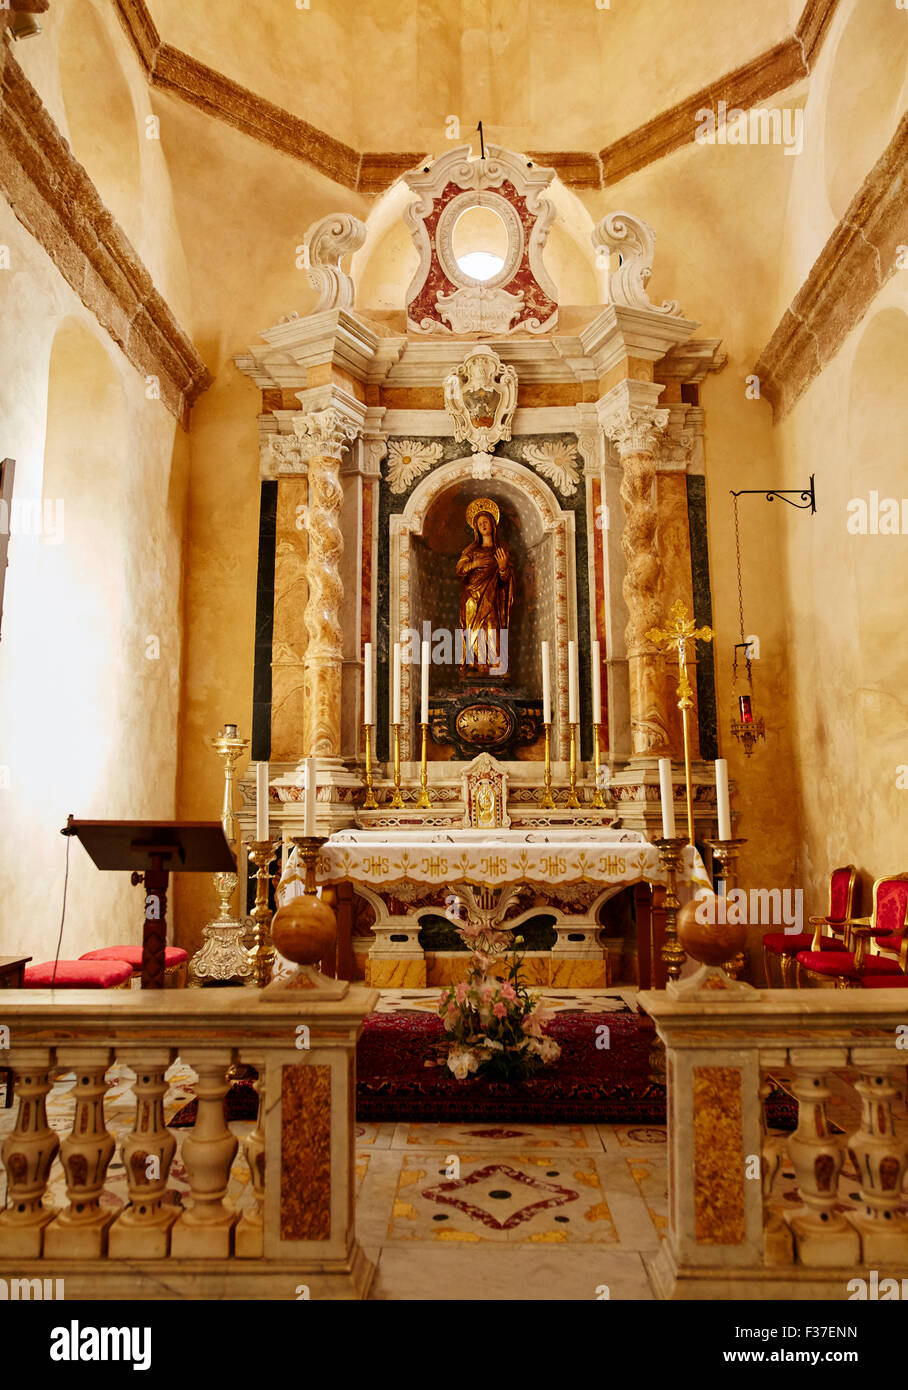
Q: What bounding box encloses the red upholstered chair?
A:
[80,946,188,987]
[860,975,908,989]
[796,873,908,989]
[24,959,133,989]
[762,864,856,986]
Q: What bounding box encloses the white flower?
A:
[386,439,444,494]
[447,1047,481,1079]
[536,1035,562,1064]
[522,440,580,496]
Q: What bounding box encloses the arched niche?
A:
[390,457,576,759]
[824,1,908,222]
[57,2,142,244]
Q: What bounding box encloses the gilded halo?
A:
[465,497,500,531]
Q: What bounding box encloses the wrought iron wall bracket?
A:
[729,473,816,513]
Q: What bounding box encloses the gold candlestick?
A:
[188,727,254,987]
[591,721,607,810]
[362,723,378,809]
[291,835,327,895]
[247,840,277,988]
[654,835,688,982]
[417,722,431,808]
[539,722,556,809]
[706,837,748,979]
[567,723,581,809]
[390,723,405,809]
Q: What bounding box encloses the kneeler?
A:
[23,959,133,989]
[80,945,188,987]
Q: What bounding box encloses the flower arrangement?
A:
[438,928,561,1082]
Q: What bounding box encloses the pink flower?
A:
[455,982,468,1004]
[493,1001,507,1018]
[500,982,517,1002]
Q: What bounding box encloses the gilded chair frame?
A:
[762,864,855,987]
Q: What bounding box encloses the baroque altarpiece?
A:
[234,145,725,987]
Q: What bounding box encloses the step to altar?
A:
[365,951,612,990]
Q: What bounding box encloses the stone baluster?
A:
[0,1047,59,1256]
[785,1048,859,1265]
[844,1047,908,1262]
[235,1065,265,1258]
[758,1065,793,1264]
[108,1048,178,1258]
[45,1047,116,1257]
[171,1049,239,1257]
[600,391,673,757]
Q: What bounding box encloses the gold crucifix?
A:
[647,600,713,845]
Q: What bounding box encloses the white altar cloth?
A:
[277,828,710,900]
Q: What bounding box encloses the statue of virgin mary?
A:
[455,498,515,675]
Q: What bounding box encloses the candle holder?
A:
[654,836,689,982]
[291,835,327,895]
[567,723,581,809]
[390,723,405,809]
[188,728,254,987]
[417,722,431,809]
[706,837,748,979]
[591,721,607,810]
[538,722,556,809]
[247,839,278,988]
[362,723,379,809]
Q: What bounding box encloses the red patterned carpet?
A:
[355,1008,668,1123]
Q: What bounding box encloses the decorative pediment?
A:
[403,144,558,336]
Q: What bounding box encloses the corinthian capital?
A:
[290,408,362,463]
[600,402,670,459]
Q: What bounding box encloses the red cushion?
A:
[861,974,908,988]
[80,946,188,969]
[24,959,133,988]
[763,932,835,956]
[796,950,904,977]
[875,880,908,936]
[874,932,903,953]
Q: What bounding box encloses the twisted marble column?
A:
[602,400,673,757]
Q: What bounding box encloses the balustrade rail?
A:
[639,989,908,1299]
[0,984,377,1299]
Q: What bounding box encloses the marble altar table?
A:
[277,828,710,990]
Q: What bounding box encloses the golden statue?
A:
[456,498,515,676]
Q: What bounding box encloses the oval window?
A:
[452,204,509,281]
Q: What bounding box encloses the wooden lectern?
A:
[65,819,236,989]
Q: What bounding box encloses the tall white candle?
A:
[715,758,731,840]
[363,642,373,725]
[256,761,269,841]
[591,640,602,725]
[568,640,578,725]
[420,641,430,725]
[392,642,402,725]
[304,755,317,837]
[658,758,675,839]
[541,641,551,724]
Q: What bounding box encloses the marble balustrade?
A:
[0,985,376,1299]
[640,988,908,1299]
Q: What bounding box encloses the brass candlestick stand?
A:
[362,723,378,809]
[539,722,556,809]
[647,601,713,846]
[591,721,607,810]
[187,727,254,987]
[247,839,277,987]
[654,836,689,982]
[567,723,581,809]
[417,722,431,809]
[706,836,748,979]
[390,723,405,809]
[291,835,327,895]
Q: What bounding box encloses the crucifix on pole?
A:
[646,600,713,845]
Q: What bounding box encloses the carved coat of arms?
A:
[443,346,518,455]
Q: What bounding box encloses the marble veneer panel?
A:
[686,475,718,760]
[252,480,277,760]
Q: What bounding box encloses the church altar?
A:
[277,827,710,990]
